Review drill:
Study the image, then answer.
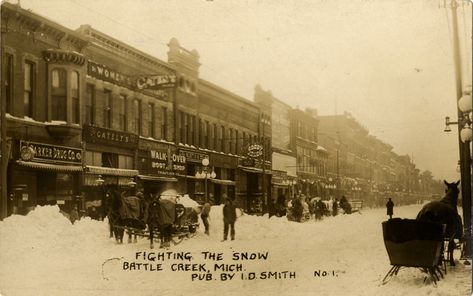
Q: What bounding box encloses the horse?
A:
[416,180,463,266]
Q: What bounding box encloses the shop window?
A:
[84,151,102,166]
[4,53,13,114]
[118,155,134,169]
[51,68,67,121]
[118,95,127,131]
[85,84,96,125]
[71,71,80,124]
[24,61,34,117]
[133,99,142,135]
[102,152,118,168]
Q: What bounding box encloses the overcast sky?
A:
[14,0,472,181]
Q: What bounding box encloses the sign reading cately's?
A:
[83,125,138,148]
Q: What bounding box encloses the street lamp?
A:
[195,157,216,203]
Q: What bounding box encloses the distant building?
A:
[254,85,296,208]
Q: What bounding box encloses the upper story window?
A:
[51,68,67,121]
[24,61,34,118]
[85,84,95,125]
[148,103,155,138]
[4,54,14,114]
[235,130,239,155]
[118,95,127,131]
[71,71,80,124]
[133,99,142,135]
[213,123,218,151]
[221,126,225,152]
[103,90,112,128]
[188,114,195,146]
[161,107,168,140]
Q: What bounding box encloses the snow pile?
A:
[177,194,200,208]
[0,204,471,296]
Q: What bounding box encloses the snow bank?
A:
[0,204,471,296]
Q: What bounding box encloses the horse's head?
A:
[441,180,460,206]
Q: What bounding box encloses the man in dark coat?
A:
[157,197,176,248]
[386,198,394,219]
[201,202,211,235]
[222,196,237,241]
[332,198,338,216]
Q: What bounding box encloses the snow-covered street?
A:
[0,204,471,296]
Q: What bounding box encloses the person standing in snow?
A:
[292,196,303,222]
[70,205,80,224]
[332,198,338,216]
[386,198,394,219]
[201,202,211,235]
[222,195,237,241]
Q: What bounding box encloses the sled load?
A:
[109,190,200,248]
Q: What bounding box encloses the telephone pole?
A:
[448,0,471,260]
[1,19,8,220]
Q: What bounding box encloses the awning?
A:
[271,182,289,187]
[138,175,178,182]
[84,165,138,177]
[238,166,273,174]
[210,179,236,186]
[16,160,82,172]
[316,145,328,153]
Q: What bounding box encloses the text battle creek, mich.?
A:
[120,251,297,281]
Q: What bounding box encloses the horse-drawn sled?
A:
[108,190,200,249]
[381,180,463,285]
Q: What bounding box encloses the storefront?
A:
[237,157,272,214]
[137,140,185,197]
[8,140,83,215]
[179,148,238,205]
[82,125,139,215]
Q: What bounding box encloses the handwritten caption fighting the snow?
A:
[121,251,297,281]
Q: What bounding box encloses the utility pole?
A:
[449,0,471,260]
[1,20,8,220]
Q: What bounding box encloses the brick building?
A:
[0,3,271,216]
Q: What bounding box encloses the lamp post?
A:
[195,157,216,203]
[443,0,472,261]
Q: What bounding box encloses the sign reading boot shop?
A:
[150,149,186,176]
[19,141,82,164]
[83,125,138,148]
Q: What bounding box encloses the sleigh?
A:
[115,196,199,246]
[381,218,445,285]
